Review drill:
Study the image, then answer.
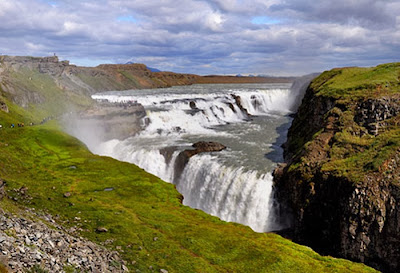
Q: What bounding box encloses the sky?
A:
[1,0,400,76]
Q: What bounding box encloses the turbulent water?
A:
[90,83,299,232]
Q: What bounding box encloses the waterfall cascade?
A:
[88,83,302,232]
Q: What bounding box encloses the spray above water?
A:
[75,82,306,232]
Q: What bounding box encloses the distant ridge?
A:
[126,61,161,72]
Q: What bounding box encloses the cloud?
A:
[0,0,399,75]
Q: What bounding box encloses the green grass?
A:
[0,123,377,272]
[322,127,400,181]
[310,63,400,100]
[1,67,92,121]
[286,63,400,184]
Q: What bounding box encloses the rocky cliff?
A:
[274,63,400,272]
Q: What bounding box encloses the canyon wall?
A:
[274,64,400,272]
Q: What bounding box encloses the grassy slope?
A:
[0,125,377,272]
[0,67,93,128]
[307,63,400,182]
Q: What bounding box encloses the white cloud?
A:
[0,0,399,75]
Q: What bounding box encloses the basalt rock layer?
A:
[274,63,400,273]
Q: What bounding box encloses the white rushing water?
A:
[89,83,299,232]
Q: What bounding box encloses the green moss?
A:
[0,123,377,272]
[310,63,400,100]
[289,63,400,183]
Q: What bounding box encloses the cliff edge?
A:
[274,63,400,272]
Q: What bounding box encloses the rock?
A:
[95,227,108,233]
[159,146,178,165]
[0,179,5,200]
[355,98,400,135]
[63,192,71,198]
[160,269,168,273]
[0,100,8,113]
[189,101,197,109]
[231,94,251,117]
[0,209,128,272]
[19,186,28,196]
[191,141,226,153]
[173,141,227,181]
[63,102,146,142]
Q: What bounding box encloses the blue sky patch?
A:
[117,15,138,23]
[251,16,280,25]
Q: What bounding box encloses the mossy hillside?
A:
[0,124,377,272]
[287,63,400,183]
[1,67,93,122]
[310,63,400,100]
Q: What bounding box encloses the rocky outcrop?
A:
[63,102,146,146]
[274,66,400,273]
[173,142,226,180]
[355,97,400,135]
[231,94,251,118]
[0,207,128,272]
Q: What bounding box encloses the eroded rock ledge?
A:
[161,141,227,182]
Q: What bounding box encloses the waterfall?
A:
[86,83,302,232]
[176,154,280,232]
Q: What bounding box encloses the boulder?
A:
[95,227,108,233]
[0,100,8,113]
[63,192,71,198]
[0,179,5,200]
[174,141,226,181]
[189,101,197,109]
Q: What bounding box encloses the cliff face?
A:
[274,64,400,272]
